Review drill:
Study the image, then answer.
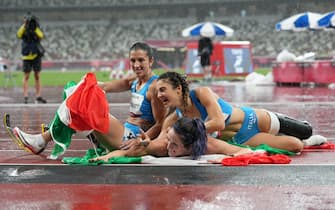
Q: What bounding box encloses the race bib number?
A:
[130,93,144,115]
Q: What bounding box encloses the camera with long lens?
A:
[25,14,38,32]
[23,12,40,42]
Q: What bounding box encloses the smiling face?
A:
[156,79,182,108]
[166,127,191,157]
[129,49,153,79]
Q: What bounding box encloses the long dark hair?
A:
[172,117,207,159]
[157,71,189,110]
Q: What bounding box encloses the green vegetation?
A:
[254,68,271,75]
[0,68,271,87]
[1,70,118,87]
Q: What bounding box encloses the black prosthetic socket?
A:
[275,113,313,140]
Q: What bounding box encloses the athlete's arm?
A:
[119,112,178,157]
[206,136,252,156]
[142,112,178,156]
[195,87,227,133]
[143,81,168,139]
[99,74,136,92]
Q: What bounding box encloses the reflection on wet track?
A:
[1,82,335,209]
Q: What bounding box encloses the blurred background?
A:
[0,0,335,72]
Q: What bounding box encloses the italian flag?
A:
[49,72,110,159]
[60,72,109,133]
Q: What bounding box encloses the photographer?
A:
[17,12,47,104]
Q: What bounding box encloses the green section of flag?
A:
[62,148,142,165]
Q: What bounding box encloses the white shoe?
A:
[303,135,327,146]
[13,127,46,154]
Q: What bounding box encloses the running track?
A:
[1,83,335,209]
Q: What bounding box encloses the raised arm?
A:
[17,24,25,38]
[35,27,44,39]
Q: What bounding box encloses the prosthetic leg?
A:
[275,113,313,140]
[268,111,313,140]
[268,111,326,145]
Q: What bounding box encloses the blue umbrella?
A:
[275,12,323,31]
[182,22,234,38]
[317,11,335,28]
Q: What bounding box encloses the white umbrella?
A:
[332,16,335,26]
[275,12,323,31]
[182,21,234,38]
[317,11,335,28]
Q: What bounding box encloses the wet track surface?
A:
[1,82,335,209]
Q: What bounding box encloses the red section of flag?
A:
[303,142,335,150]
[222,153,291,166]
[66,73,110,134]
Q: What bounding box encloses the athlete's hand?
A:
[119,132,150,157]
[89,150,126,162]
[119,139,138,150]
[231,148,254,157]
[207,148,254,164]
[120,130,150,150]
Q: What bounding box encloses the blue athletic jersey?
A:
[176,89,233,126]
[129,75,158,123]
